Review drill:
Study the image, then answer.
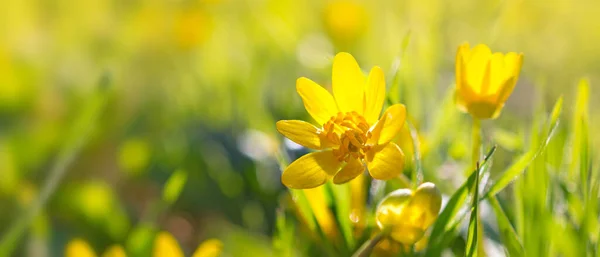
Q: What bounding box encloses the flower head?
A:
[277,52,406,189]
[455,43,524,119]
[375,182,441,244]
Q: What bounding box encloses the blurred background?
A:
[1,0,599,256]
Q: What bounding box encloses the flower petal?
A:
[333,157,364,184]
[465,44,491,94]
[282,151,342,189]
[368,104,407,145]
[497,53,523,103]
[276,120,328,150]
[332,52,365,114]
[296,77,339,125]
[363,66,386,125]
[367,143,405,180]
[455,43,470,92]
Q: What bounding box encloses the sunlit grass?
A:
[0,0,598,256]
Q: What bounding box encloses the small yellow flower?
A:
[323,1,368,47]
[192,239,223,257]
[375,182,441,245]
[65,238,96,257]
[66,233,222,257]
[277,52,406,189]
[455,43,524,119]
[102,245,127,257]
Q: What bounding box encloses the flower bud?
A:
[375,182,442,244]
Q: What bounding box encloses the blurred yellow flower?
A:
[375,182,441,244]
[277,52,406,189]
[101,245,127,257]
[173,8,212,50]
[65,238,96,257]
[323,1,368,47]
[192,239,223,257]
[455,43,524,119]
[153,231,184,257]
[66,232,222,257]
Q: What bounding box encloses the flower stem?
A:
[351,229,388,257]
[471,118,481,172]
[471,118,486,256]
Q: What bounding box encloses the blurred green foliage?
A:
[0,0,599,256]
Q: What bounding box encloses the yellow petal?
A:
[153,232,184,257]
[296,77,339,125]
[333,157,364,184]
[404,182,442,230]
[65,239,97,257]
[282,151,342,189]
[465,44,491,94]
[102,245,127,257]
[485,52,506,95]
[367,143,404,180]
[276,120,327,149]
[192,239,223,257]
[497,53,523,103]
[332,52,365,114]
[303,187,339,240]
[455,43,470,92]
[363,66,386,125]
[369,104,407,145]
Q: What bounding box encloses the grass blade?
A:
[484,96,563,199]
[489,196,524,256]
[425,146,496,256]
[465,162,481,257]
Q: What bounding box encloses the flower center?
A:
[320,111,373,162]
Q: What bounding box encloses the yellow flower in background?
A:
[65,239,97,257]
[455,43,524,119]
[323,1,368,47]
[192,239,223,257]
[375,182,441,245]
[101,245,127,257]
[173,8,212,50]
[65,232,222,257]
[277,52,406,189]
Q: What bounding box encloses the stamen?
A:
[321,111,375,162]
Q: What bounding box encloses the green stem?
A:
[471,118,481,172]
[470,118,486,256]
[352,229,388,257]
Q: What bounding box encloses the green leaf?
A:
[571,78,590,196]
[289,189,317,232]
[489,196,524,256]
[273,208,296,257]
[162,169,188,205]
[425,146,496,256]
[126,223,158,256]
[465,161,481,257]
[484,96,563,199]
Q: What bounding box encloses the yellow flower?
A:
[192,239,223,257]
[323,1,368,47]
[65,233,222,257]
[455,43,524,119]
[152,232,184,257]
[65,238,96,257]
[276,52,406,189]
[102,245,127,257]
[375,182,441,245]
